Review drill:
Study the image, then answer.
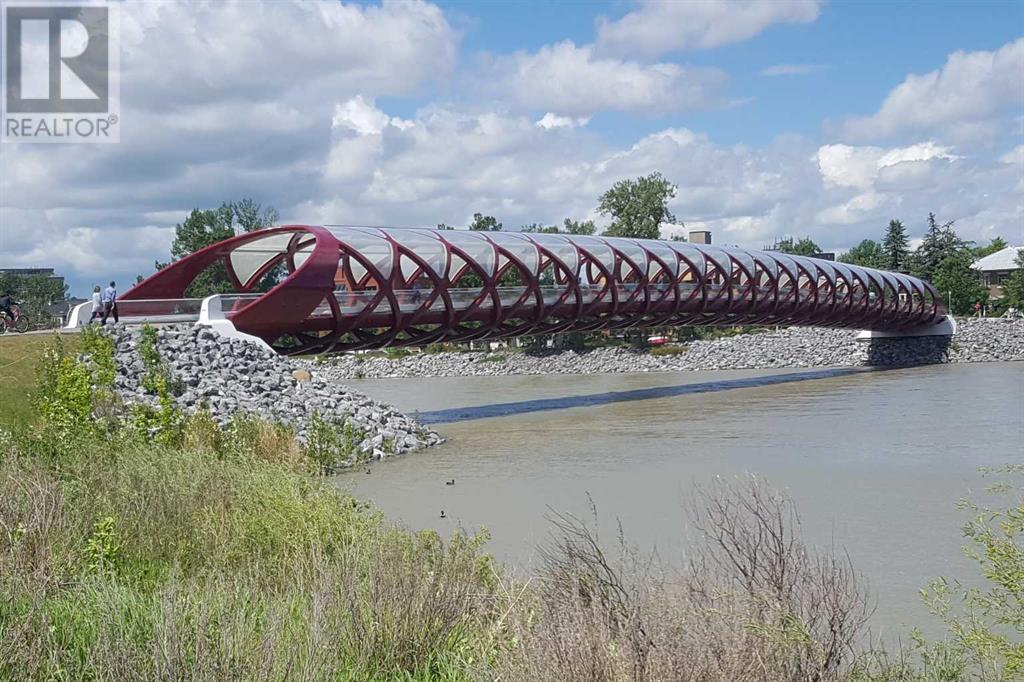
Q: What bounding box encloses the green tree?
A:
[562,218,596,235]
[881,219,910,271]
[932,250,987,314]
[520,219,596,236]
[469,213,502,231]
[973,236,1008,259]
[775,236,821,257]
[159,200,279,298]
[521,223,560,234]
[911,213,971,281]
[1002,249,1024,308]
[598,172,677,239]
[232,198,279,233]
[840,239,885,268]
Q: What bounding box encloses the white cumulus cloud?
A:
[491,41,727,116]
[595,0,822,57]
[843,38,1024,144]
[817,142,958,190]
[535,113,591,129]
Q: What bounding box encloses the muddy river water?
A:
[336,362,1023,638]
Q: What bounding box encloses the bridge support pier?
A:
[856,314,957,340]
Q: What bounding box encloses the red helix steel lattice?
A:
[124,225,947,354]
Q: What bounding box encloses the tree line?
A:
[838,214,1020,315]
[435,171,677,239]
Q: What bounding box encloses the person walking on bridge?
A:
[89,285,102,323]
[101,281,119,326]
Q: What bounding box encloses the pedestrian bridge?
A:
[67,225,953,354]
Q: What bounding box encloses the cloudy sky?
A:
[1,0,1022,296]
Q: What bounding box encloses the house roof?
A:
[971,246,1023,272]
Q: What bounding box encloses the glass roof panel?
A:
[865,270,885,291]
[349,258,367,283]
[571,236,616,271]
[667,242,706,276]
[496,233,540,273]
[229,232,295,285]
[831,261,853,284]
[814,260,837,285]
[772,254,799,282]
[892,272,914,292]
[724,248,755,279]
[292,242,314,270]
[448,253,467,281]
[438,230,496,276]
[614,240,649,277]
[752,252,778,278]
[386,229,447,279]
[328,227,393,279]
[643,241,678,278]
[529,233,579,274]
[701,246,734,277]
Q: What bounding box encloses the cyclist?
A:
[0,291,15,323]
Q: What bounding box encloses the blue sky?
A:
[431,0,1024,147]
[1,0,1022,297]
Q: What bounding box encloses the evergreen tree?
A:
[881,219,910,271]
[911,213,970,281]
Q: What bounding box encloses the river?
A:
[335,362,1023,639]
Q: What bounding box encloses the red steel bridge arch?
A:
[124,225,948,355]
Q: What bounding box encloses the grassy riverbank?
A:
[0,333,1020,680]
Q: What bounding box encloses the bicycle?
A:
[0,303,31,334]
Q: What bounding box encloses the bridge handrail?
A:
[65,297,206,328]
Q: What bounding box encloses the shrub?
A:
[498,480,872,681]
[477,354,506,363]
[138,324,174,395]
[224,412,306,471]
[423,342,459,354]
[650,344,686,357]
[78,324,116,387]
[911,465,1024,679]
[33,337,97,450]
[181,407,222,454]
